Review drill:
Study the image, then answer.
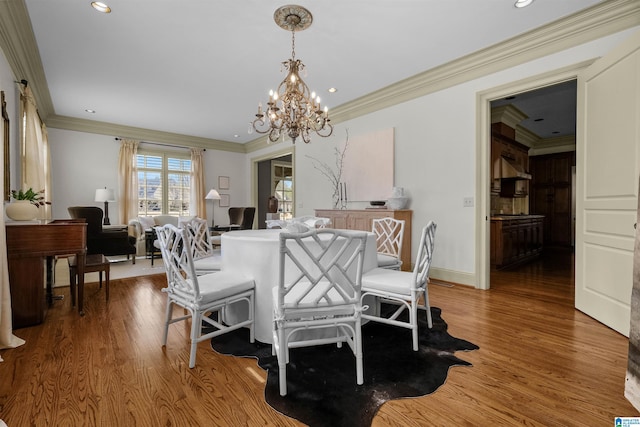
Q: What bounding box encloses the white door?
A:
[575,29,640,337]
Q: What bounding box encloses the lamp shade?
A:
[95,188,116,202]
[205,189,221,200]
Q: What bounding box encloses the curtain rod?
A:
[114,137,205,151]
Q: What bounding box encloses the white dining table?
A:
[221,228,378,344]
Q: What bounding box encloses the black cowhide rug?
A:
[210,306,478,427]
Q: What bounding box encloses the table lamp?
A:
[95,187,116,225]
[205,188,221,227]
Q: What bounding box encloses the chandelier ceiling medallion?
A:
[250,5,333,144]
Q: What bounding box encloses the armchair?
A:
[67,206,137,263]
[212,207,256,232]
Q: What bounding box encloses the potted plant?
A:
[6,188,50,220]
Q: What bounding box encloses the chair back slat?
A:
[155,224,201,301]
[278,229,368,308]
[183,217,215,260]
[373,217,405,259]
[412,221,437,289]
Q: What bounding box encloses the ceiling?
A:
[491,79,577,140]
[19,0,601,145]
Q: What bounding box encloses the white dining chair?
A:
[361,221,437,351]
[273,228,368,396]
[183,217,222,275]
[372,217,405,270]
[155,224,255,368]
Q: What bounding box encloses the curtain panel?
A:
[190,148,206,219]
[117,139,139,225]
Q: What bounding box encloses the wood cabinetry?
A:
[530,152,575,247]
[491,134,530,197]
[491,216,544,269]
[6,221,87,328]
[315,209,412,271]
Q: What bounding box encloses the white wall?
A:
[48,128,249,226]
[253,27,639,285]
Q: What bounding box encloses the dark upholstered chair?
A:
[213,207,256,232]
[68,206,137,263]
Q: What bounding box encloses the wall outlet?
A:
[463,197,474,207]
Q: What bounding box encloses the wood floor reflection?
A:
[1,249,638,426]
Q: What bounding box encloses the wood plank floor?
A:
[1,249,638,426]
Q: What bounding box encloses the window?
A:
[272,161,293,220]
[137,151,191,216]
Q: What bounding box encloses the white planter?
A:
[6,200,39,221]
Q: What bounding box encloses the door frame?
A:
[475,60,596,290]
[250,146,296,224]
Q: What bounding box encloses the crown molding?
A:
[529,135,576,156]
[491,105,528,129]
[1,0,638,153]
[327,0,640,124]
[0,0,54,115]
[514,126,538,148]
[45,114,246,153]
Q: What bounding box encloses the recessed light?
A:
[328,88,337,93]
[85,109,96,114]
[234,134,240,138]
[514,0,534,8]
[91,2,111,13]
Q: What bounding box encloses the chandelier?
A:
[250,5,333,144]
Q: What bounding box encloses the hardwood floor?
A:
[1,250,638,426]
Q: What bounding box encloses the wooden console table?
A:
[315,209,413,271]
[6,220,87,328]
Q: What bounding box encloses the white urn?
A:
[6,200,39,221]
[387,187,409,210]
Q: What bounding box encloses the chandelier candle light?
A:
[250,5,333,144]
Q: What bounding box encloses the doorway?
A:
[251,147,295,229]
[476,62,591,291]
[488,81,576,291]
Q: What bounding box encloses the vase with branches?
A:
[306,129,349,209]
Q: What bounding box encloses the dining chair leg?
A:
[189,311,201,368]
[355,321,364,385]
[424,290,433,328]
[162,301,172,346]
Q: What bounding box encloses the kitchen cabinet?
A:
[491,215,544,269]
[315,209,412,271]
[530,152,575,247]
[491,134,530,197]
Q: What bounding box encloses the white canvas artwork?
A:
[342,128,394,202]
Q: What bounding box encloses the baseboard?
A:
[430,267,476,288]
